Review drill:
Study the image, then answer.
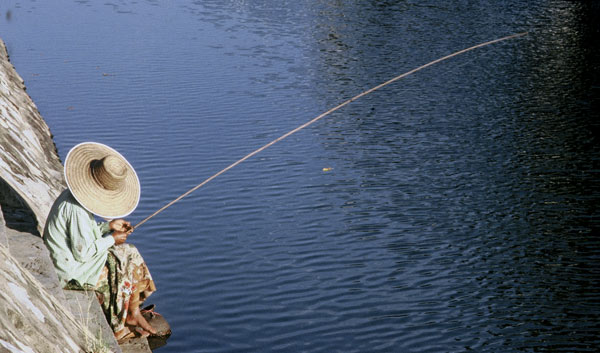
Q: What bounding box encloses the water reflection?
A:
[469,2,600,351]
[301,0,600,351]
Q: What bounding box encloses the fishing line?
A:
[134,32,527,229]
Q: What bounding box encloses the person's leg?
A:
[111,243,157,335]
[125,288,157,334]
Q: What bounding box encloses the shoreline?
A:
[0,37,151,353]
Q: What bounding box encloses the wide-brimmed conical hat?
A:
[64,142,140,219]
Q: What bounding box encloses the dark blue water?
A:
[2,1,599,352]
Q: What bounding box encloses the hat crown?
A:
[91,155,127,191]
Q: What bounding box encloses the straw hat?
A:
[64,142,140,219]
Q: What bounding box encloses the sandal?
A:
[141,304,161,317]
[141,304,171,338]
[116,325,150,344]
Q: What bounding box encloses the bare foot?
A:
[126,305,157,335]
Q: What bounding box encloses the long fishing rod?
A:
[134,31,528,230]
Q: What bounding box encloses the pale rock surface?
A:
[0,244,113,353]
[0,39,65,235]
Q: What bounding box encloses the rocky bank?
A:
[0,38,150,353]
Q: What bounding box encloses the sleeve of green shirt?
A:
[99,221,111,234]
[68,207,114,262]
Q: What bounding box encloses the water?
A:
[2,1,599,352]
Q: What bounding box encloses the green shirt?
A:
[43,189,115,287]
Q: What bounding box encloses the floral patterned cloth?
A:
[66,243,156,335]
[98,243,156,335]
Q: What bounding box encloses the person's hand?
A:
[112,231,129,245]
[109,219,133,234]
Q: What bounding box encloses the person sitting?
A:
[43,142,156,341]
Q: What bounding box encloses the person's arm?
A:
[98,221,111,234]
[68,208,114,262]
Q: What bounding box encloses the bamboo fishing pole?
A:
[133,31,528,230]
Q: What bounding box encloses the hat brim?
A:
[64,142,140,219]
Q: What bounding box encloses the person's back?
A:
[43,189,113,288]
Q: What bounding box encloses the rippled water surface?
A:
[2,1,599,352]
